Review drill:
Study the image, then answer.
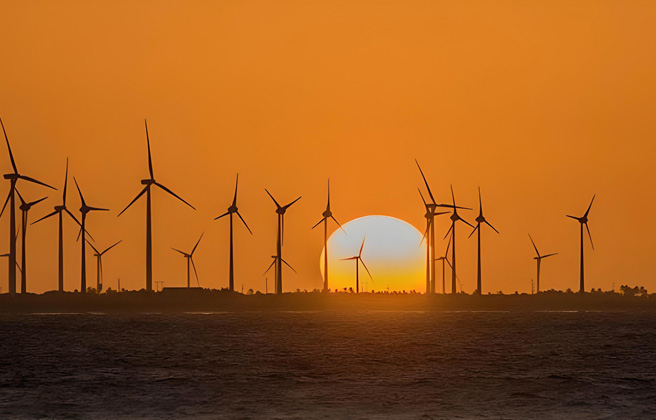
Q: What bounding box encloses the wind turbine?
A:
[14,191,47,293]
[341,236,372,293]
[567,195,595,293]
[441,185,473,294]
[1,118,56,295]
[87,240,122,293]
[468,187,499,295]
[171,233,203,288]
[32,159,84,292]
[419,189,448,294]
[214,174,252,292]
[74,178,108,293]
[265,189,301,294]
[264,255,297,279]
[528,234,557,293]
[118,120,196,292]
[312,179,345,293]
[416,160,457,294]
[435,233,455,294]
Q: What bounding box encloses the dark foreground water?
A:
[1,311,655,419]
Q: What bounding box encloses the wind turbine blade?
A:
[191,232,204,256]
[283,196,302,210]
[31,209,58,225]
[326,179,331,211]
[232,173,238,206]
[28,196,48,207]
[18,175,56,190]
[88,206,109,212]
[76,225,83,242]
[0,190,11,219]
[63,158,68,206]
[118,186,148,217]
[528,234,540,257]
[415,159,436,204]
[542,253,558,259]
[85,236,99,254]
[145,119,154,179]
[436,204,472,210]
[585,223,594,250]
[15,188,26,206]
[566,215,579,221]
[171,247,186,256]
[264,259,276,275]
[214,211,230,220]
[468,224,479,238]
[74,177,86,207]
[359,236,366,257]
[443,223,453,240]
[418,188,427,207]
[434,211,449,216]
[236,212,253,234]
[64,208,93,241]
[478,186,482,215]
[584,194,595,218]
[330,216,346,234]
[459,217,475,229]
[445,231,452,256]
[265,189,281,209]
[341,256,358,260]
[281,258,297,273]
[101,240,122,255]
[485,220,499,234]
[312,217,326,230]
[154,182,195,210]
[450,184,456,207]
[0,117,18,174]
[360,258,373,279]
[15,261,22,274]
[190,258,200,287]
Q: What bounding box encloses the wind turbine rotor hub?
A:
[476,215,485,223]
[228,205,238,213]
[450,213,459,222]
[322,210,332,218]
[276,208,285,215]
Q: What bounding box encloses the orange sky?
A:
[0,0,655,294]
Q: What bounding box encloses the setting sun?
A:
[320,215,425,293]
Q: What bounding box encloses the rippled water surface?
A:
[1,311,655,419]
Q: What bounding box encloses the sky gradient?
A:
[0,1,654,293]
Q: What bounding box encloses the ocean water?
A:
[0,311,655,419]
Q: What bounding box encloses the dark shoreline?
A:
[1,290,655,313]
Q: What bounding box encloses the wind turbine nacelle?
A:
[450,213,459,222]
[476,216,485,223]
[228,205,238,213]
[3,174,16,180]
[322,210,332,218]
[141,179,155,185]
[54,205,65,211]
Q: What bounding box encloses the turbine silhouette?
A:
[311,179,345,293]
[441,185,473,294]
[418,188,448,295]
[435,233,456,294]
[341,236,372,294]
[468,187,499,295]
[15,191,47,294]
[264,255,297,279]
[87,240,122,293]
[118,120,195,292]
[214,174,252,292]
[32,159,85,292]
[1,117,56,296]
[265,189,301,294]
[172,233,204,288]
[567,195,595,293]
[528,234,557,293]
[74,178,108,293]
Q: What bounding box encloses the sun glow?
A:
[320,215,425,293]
